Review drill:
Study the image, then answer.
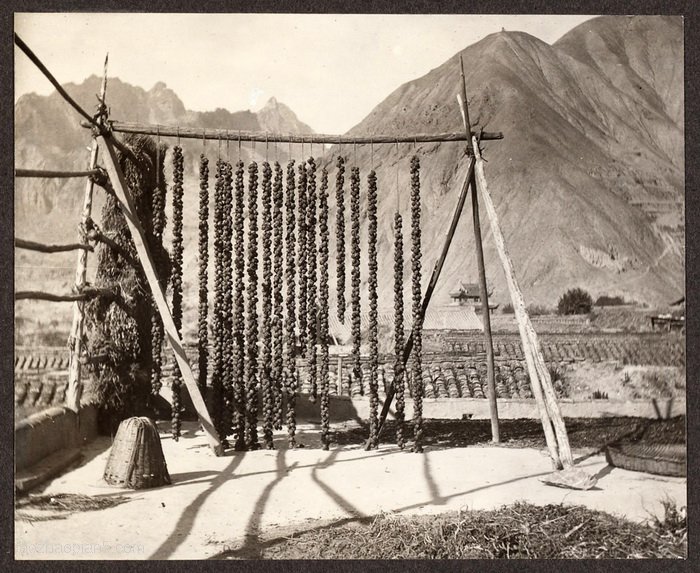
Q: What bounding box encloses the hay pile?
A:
[248,501,686,559]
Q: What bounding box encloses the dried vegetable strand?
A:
[271,161,285,431]
[297,163,308,354]
[366,169,379,449]
[393,211,406,449]
[232,160,246,449]
[335,155,346,323]
[196,154,210,394]
[410,155,424,453]
[244,161,260,449]
[149,146,167,397]
[221,161,234,439]
[306,157,318,401]
[284,160,298,447]
[318,168,331,449]
[211,158,225,439]
[170,145,185,440]
[349,166,362,394]
[260,161,274,449]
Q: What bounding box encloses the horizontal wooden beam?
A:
[15,238,93,253]
[85,120,504,146]
[15,286,115,302]
[15,168,103,179]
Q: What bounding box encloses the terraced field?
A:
[425,332,684,367]
[14,327,684,420]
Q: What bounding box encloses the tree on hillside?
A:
[557,288,593,315]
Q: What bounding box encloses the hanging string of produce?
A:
[170,145,185,440]
[244,161,260,449]
[366,168,379,449]
[318,167,331,449]
[410,154,424,453]
[305,157,318,401]
[221,160,234,440]
[335,155,346,323]
[393,209,406,449]
[232,160,247,449]
[260,161,275,449]
[196,154,210,394]
[284,160,298,447]
[297,163,308,354]
[211,158,225,439]
[271,161,285,431]
[149,143,168,398]
[349,166,362,394]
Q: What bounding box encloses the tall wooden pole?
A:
[66,55,108,414]
[97,134,223,455]
[458,55,499,443]
[472,136,572,469]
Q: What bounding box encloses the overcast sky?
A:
[15,13,594,134]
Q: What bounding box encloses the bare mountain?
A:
[14,80,314,340]
[334,15,683,312]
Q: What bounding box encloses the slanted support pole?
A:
[66,57,108,414]
[458,55,499,443]
[472,135,573,469]
[97,133,223,456]
[375,154,476,440]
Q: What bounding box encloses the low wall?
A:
[159,381,684,424]
[15,405,98,472]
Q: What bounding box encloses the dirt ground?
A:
[15,418,686,560]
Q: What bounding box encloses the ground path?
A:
[15,421,686,560]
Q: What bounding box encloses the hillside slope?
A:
[334,15,683,311]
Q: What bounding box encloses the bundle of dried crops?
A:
[196,155,210,394]
[284,160,298,447]
[366,169,379,449]
[244,162,260,449]
[410,155,423,452]
[260,161,274,449]
[318,168,331,449]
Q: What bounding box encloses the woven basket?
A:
[605,443,686,478]
[104,417,171,489]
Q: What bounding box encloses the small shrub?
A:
[502,303,514,314]
[642,371,672,398]
[651,498,687,540]
[591,390,609,400]
[557,288,593,315]
[621,372,631,386]
[527,304,551,316]
[549,365,570,398]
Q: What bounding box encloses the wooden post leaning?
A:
[97,133,224,456]
[375,155,476,440]
[66,59,108,414]
[471,135,573,469]
[458,55,499,443]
